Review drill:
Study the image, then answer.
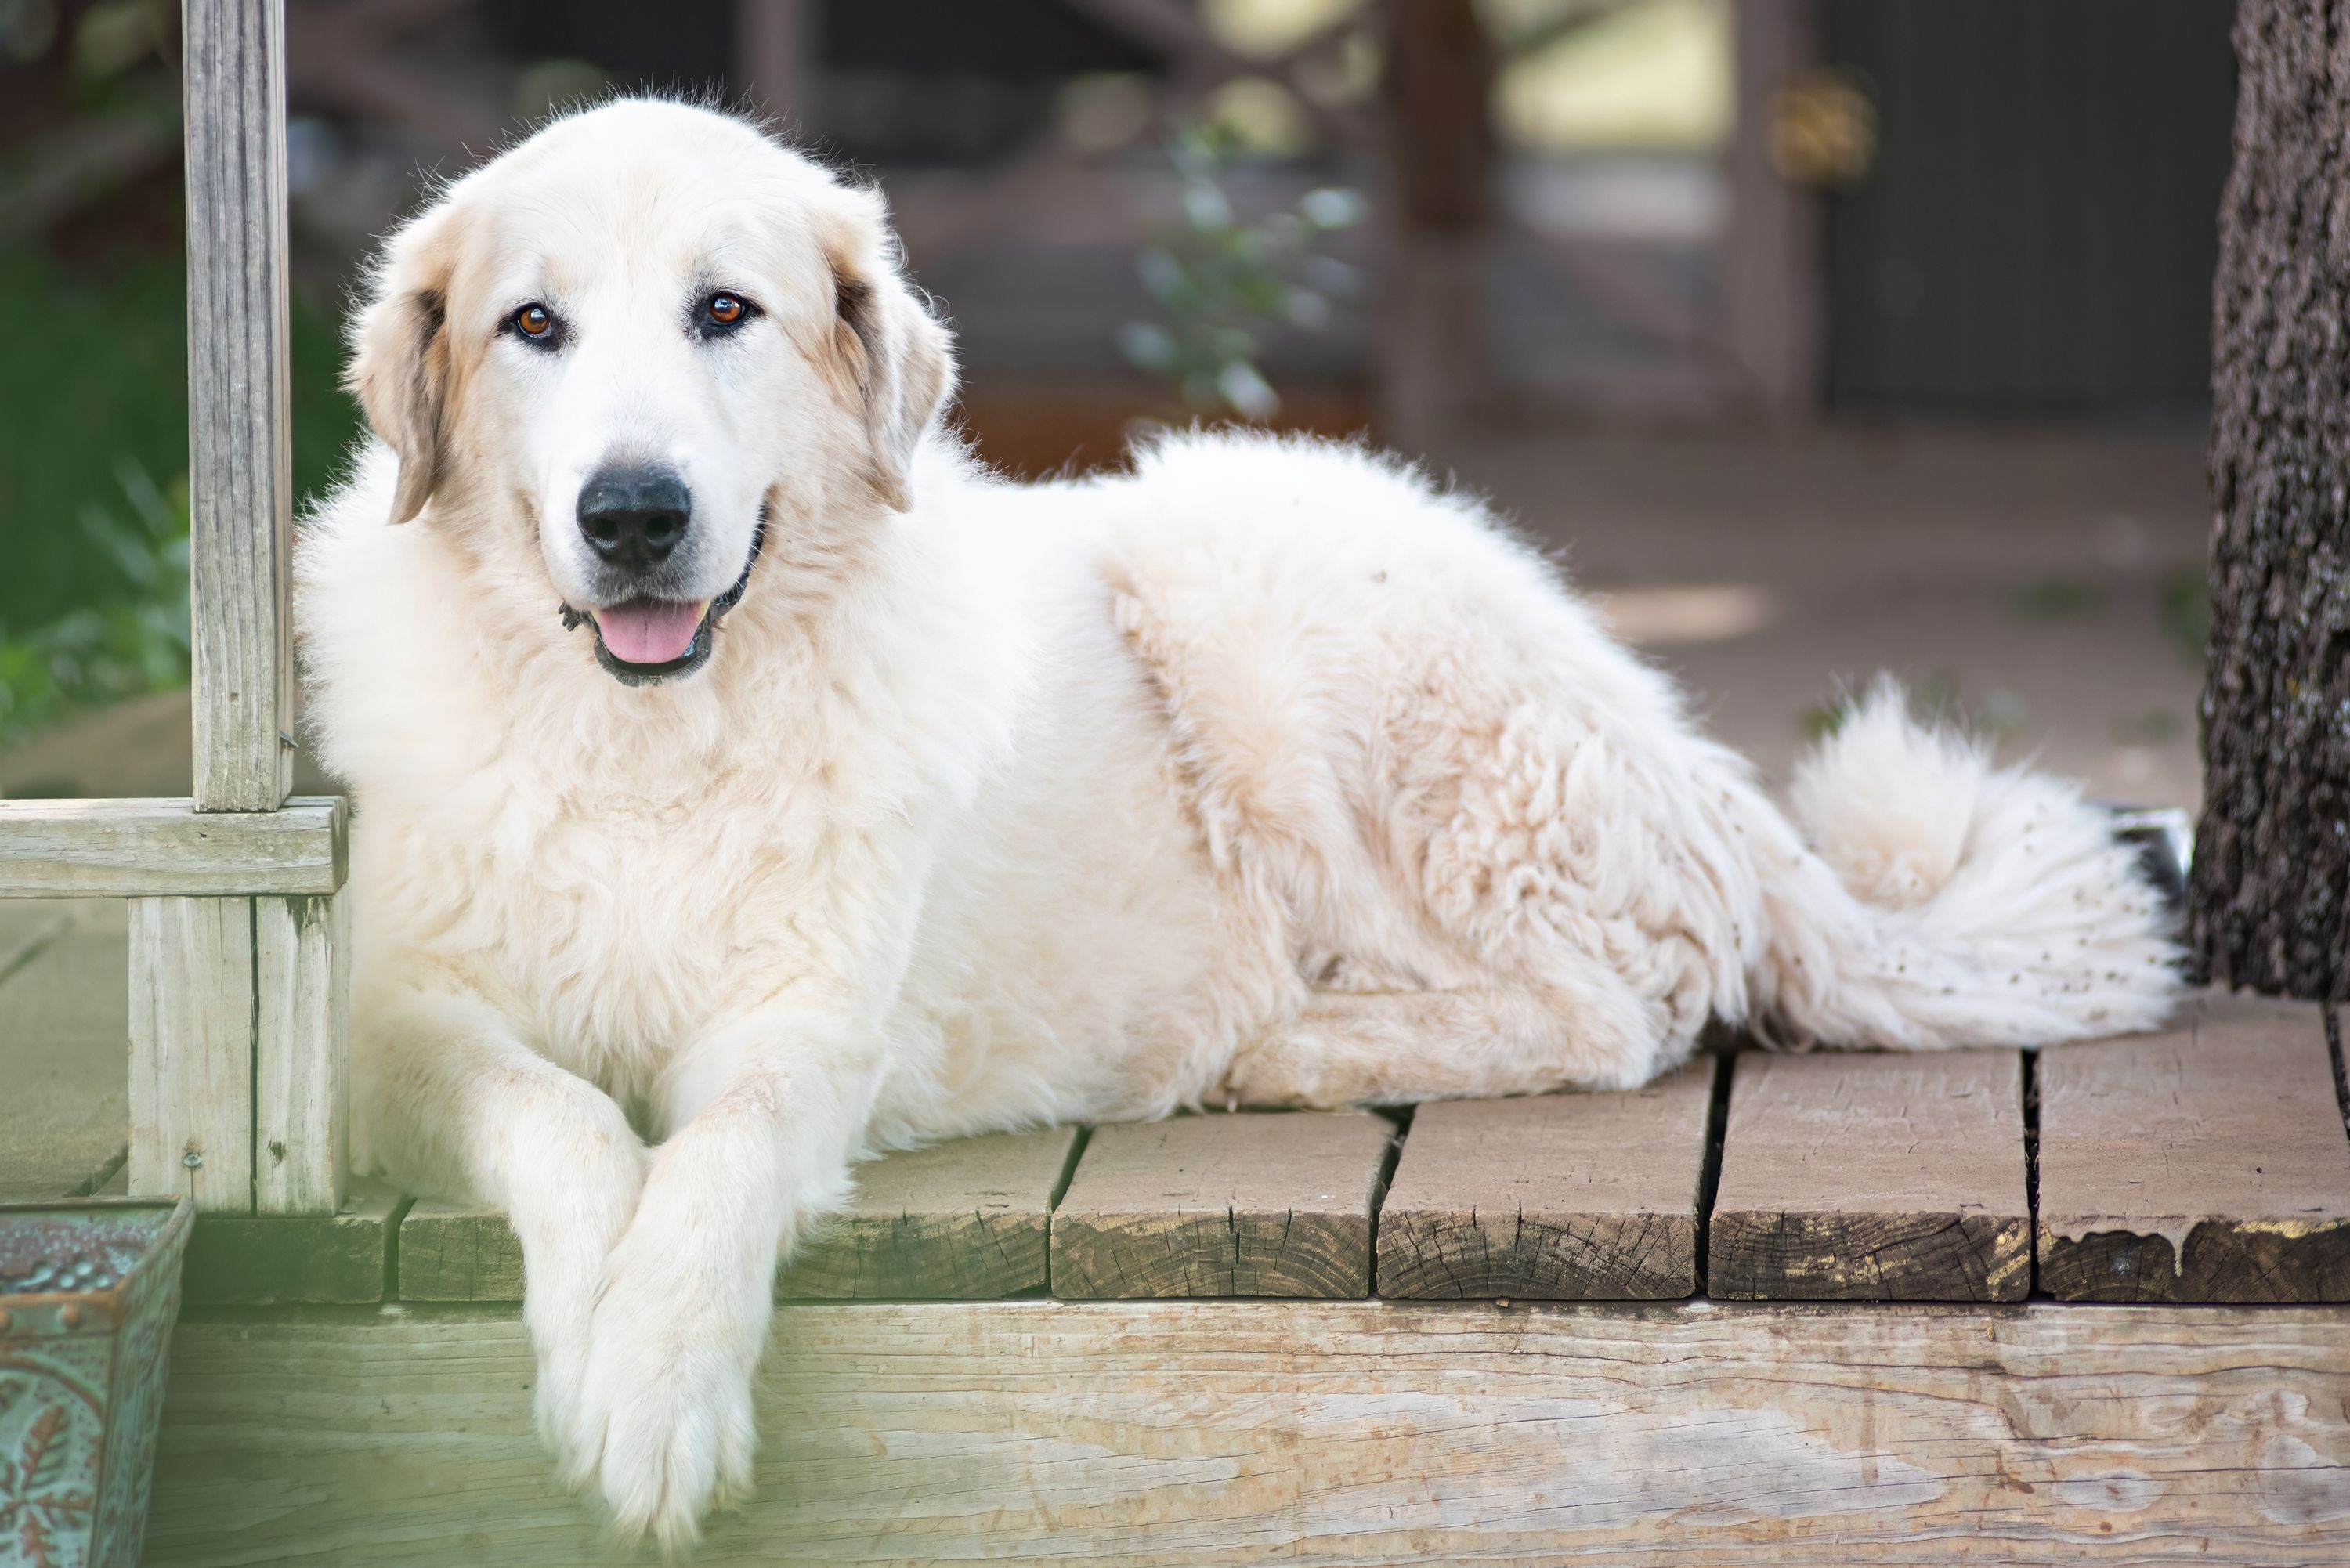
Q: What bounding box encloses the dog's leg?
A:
[566,1002,883,1550]
[352,988,647,1482]
[1217,970,1671,1109]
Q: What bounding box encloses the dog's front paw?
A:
[505,1143,649,1488]
[1216,1031,1335,1110]
[569,1211,765,1548]
[527,1284,601,1488]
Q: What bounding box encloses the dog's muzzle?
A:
[561,515,765,688]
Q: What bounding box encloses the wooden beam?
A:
[183,0,295,810]
[146,1299,2350,1565]
[2038,992,2350,1302]
[1051,1111,1394,1298]
[1377,1060,1716,1299]
[0,797,345,898]
[179,1186,403,1305]
[128,897,255,1213]
[252,892,349,1212]
[1709,1049,2030,1301]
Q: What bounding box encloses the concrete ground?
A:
[1452,424,2209,809]
[0,425,2209,811]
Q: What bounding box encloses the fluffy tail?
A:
[1750,682,2181,1049]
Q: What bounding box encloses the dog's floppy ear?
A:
[823,192,954,513]
[345,204,462,524]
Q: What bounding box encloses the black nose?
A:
[577,465,691,569]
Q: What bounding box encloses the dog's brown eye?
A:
[513,303,552,338]
[707,294,745,326]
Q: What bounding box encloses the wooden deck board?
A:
[1376,1060,1716,1299]
[2038,992,2350,1302]
[146,1299,2350,1566]
[395,1199,523,1302]
[1708,1049,2030,1301]
[1052,1111,1396,1298]
[784,1125,1081,1299]
[398,1126,1084,1302]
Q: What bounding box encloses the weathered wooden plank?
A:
[180,1186,403,1306]
[0,797,345,896]
[0,928,130,1200]
[252,891,349,1212]
[399,1129,1084,1302]
[1709,1049,2030,1301]
[1377,1060,1716,1299]
[396,1200,523,1302]
[183,0,295,809]
[785,1125,1080,1299]
[128,896,255,1213]
[147,1299,2350,1566]
[2039,992,2350,1302]
[1051,1111,1393,1298]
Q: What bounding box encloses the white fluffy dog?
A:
[298,99,2178,1545]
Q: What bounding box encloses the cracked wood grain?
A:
[397,1126,1080,1302]
[183,0,295,808]
[781,1126,1079,1299]
[1376,1060,1714,1299]
[1708,1048,2030,1301]
[1050,1111,1394,1297]
[147,1300,2350,1565]
[2037,991,2350,1302]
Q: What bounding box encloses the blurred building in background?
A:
[2,0,2240,475]
[0,0,2241,804]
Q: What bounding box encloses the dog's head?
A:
[346,99,953,685]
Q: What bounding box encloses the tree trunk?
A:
[2194,0,2350,999]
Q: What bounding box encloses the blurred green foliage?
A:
[0,0,361,746]
[0,459,189,746]
[1118,121,1365,419]
[0,245,361,745]
[2161,566,2211,663]
[2011,576,2102,622]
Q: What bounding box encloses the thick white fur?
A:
[298,99,2180,1548]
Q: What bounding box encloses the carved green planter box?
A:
[0,1199,191,1568]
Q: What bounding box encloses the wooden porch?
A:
[6,898,2348,1563]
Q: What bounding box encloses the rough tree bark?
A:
[2195,0,2350,1000]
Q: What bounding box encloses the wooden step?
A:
[2037,992,2350,1301]
[1050,1110,1396,1298]
[1376,1057,1716,1299]
[396,1125,1083,1302]
[144,1299,2350,1566]
[1708,1047,2031,1301]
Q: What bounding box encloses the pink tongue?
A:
[595,600,704,664]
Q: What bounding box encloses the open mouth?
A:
[588,598,714,685]
[563,520,765,688]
